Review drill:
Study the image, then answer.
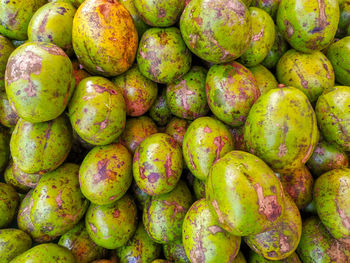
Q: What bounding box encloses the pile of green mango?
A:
[0,0,350,262]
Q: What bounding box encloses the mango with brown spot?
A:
[4,161,31,194]
[248,251,301,263]
[0,91,18,128]
[251,0,280,18]
[182,198,241,263]
[9,160,41,189]
[206,151,285,236]
[149,88,172,126]
[0,228,32,263]
[163,238,190,263]
[0,183,19,228]
[165,117,190,147]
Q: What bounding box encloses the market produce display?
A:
[1,0,350,262]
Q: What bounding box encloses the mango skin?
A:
[5,42,75,123]
[165,118,189,147]
[112,65,157,117]
[307,140,349,177]
[0,229,32,263]
[244,87,319,173]
[206,151,285,236]
[297,216,350,263]
[180,0,252,64]
[68,76,126,146]
[251,0,280,18]
[182,198,241,263]
[183,117,234,181]
[327,36,350,86]
[239,7,275,67]
[120,116,158,154]
[28,2,76,56]
[315,86,350,151]
[137,27,192,84]
[337,0,350,37]
[10,161,41,189]
[277,49,335,104]
[0,183,19,228]
[10,115,73,174]
[0,91,18,128]
[30,163,89,241]
[4,161,31,194]
[0,0,47,40]
[206,62,260,127]
[163,239,190,263]
[59,222,106,263]
[116,223,161,263]
[166,66,209,120]
[248,251,301,263]
[149,88,172,126]
[72,0,138,77]
[133,133,183,196]
[79,143,132,205]
[193,178,205,200]
[10,243,75,263]
[249,64,278,95]
[85,194,138,249]
[277,0,339,53]
[143,180,193,244]
[245,194,302,260]
[134,0,185,27]
[131,180,150,210]
[0,36,15,90]
[314,168,350,242]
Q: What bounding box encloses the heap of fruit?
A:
[0,0,350,262]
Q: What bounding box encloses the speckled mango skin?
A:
[277,49,335,104]
[239,7,275,67]
[4,161,31,193]
[230,125,247,152]
[314,168,350,242]
[0,36,15,90]
[5,42,75,123]
[133,133,183,196]
[180,0,251,64]
[277,0,339,53]
[30,163,89,240]
[10,115,73,174]
[193,178,205,200]
[249,64,278,95]
[315,86,350,151]
[119,0,150,38]
[116,223,161,263]
[0,91,18,128]
[85,194,137,249]
[72,0,137,77]
[58,222,106,263]
[183,117,234,180]
[79,143,132,205]
[131,180,150,209]
[11,161,41,189]
[163,238,190,263]
[327,36,350,86]
[0,183,19,228]
[165,118,189,147]
[297,216,350,263]
[244,87,319,173]
[206,151,285,236]
[277,166,314,209]
[134,0,185,27]
[68,76,126,146]
[166,66,209,120]
[72,61,90,87]
[28,2,76,56]
[137,27,192,84]
[0,229,32,263]
[182,198,241,263]
[337,1,350,37]
[0,0,47,40]
[248,251,301,263]
[251,0,280,18]
[245,194,301,260]
[261,27,288,70]
[10,243,75,263]
[206,62,260,127]
[307,140,349,177]
[120,116,158,153]
[143,180,193,244]
[149,88,172,126]
[112,64,157,116]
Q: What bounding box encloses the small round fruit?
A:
[183,199,241,263]
[112,65,157,116]
[0,36,15,90]
[137,27,192,84]
[0,229,32,263]
[79,143,132,205]
[68,76,126,145]
[133,133,183,196]
[149,88,172,126]
[180,0,252,63]
[183,117,234,181]
[165,118,189,147]
[85,194,137,249]
[0,183,19,228]
[249,64,278,95]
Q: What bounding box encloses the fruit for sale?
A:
[149,88,172,126]
[0,229,32,263]
[131,180,150,209]
[249,64,278,95]
[248,251,301,263]
[251,0,280,18]
[180,0,252,63]
[337,0,350,37]
[5,42,75,123]
[0,183,19,228]
[193,178,205,200]
[0,36,14,90]
[163,238,190,263]
[4,162,31,194]
[0,91,18,128]
[165,117,189,147]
